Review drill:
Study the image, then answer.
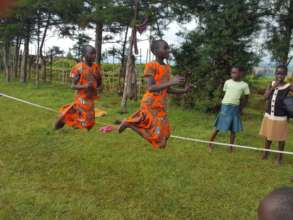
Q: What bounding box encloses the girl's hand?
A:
[172,75,185,86]
[271,80,281,90]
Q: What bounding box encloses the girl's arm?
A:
[264,82,279,100]
[146,75,185,92]
[168,84,192,94]
[240,95,249,113]
[71,76,91,90]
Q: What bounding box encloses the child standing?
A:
[118,39,191,149]
[208,66,250,152]
[55,45,102,130]
[260,65,292,164]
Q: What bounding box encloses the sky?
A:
[32,20,291,67]
[30,20,196,63]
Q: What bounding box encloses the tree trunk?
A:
[40,13,51,82]
[2,42,11,82]
[95,21,103,64]
[20,25,30,83]
[35,14,41,87]
[120,0,139,113]
[120,49,133,113]
[283,0,293,66]
[281,27,293,65]
[118,25,129,95]
[28,56,33,81]
[41,59,47,82]
[120,29,138,113]
[14,37,21,79]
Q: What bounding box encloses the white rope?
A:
[171,135,293,155]
[0,93,57,113]
[1,92,292,155]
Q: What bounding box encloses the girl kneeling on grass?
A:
[118,39,192,149]
[260,65,293,165]
[208,66,250,152]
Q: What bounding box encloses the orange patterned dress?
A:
[59,62,101,129]
[125,61,171,148]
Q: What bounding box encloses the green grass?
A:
[0,79,293,220]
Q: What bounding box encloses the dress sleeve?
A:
[70,64,81,81]
[144,62,156,77]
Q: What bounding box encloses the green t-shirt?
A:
[222,79,250,105]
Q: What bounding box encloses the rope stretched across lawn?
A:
[1,92,293,156]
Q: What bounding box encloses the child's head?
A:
[151,39,170,59]
[275,65,288,82]
[258,187,293,220]
[82,45,96,64]
[231,66,245,80]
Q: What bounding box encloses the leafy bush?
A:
[173,1,261,112]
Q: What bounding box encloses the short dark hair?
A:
[82,45,96,57]
[260,187,293,220]
[276,64,288,73]
[150,39,167,54]
[233,66,245,73]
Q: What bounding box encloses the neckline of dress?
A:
[272,81,290,90]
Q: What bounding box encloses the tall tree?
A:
[71,33,92,60]
[82,0,131,64]
[174,0,262,111]
[266,0,293,66]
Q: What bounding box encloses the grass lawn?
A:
[0,79,293,220]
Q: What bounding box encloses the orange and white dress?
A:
[125,61,171,148]
[59,62,102,129]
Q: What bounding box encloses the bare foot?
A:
[118,121,128,133]
[158,140,167,149]
[159,145,167,149]
[55,118,65,130]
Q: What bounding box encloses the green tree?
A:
[71,33,92,59]
[174,0,262,111]
[266,0,293,66]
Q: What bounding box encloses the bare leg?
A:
[262,139,272,160]
[118,120,129,133]
[208,128,219,152]
[158,139,167,149]
[229,131,236,153]
[54,116,65,130]
[276,141,285,165]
